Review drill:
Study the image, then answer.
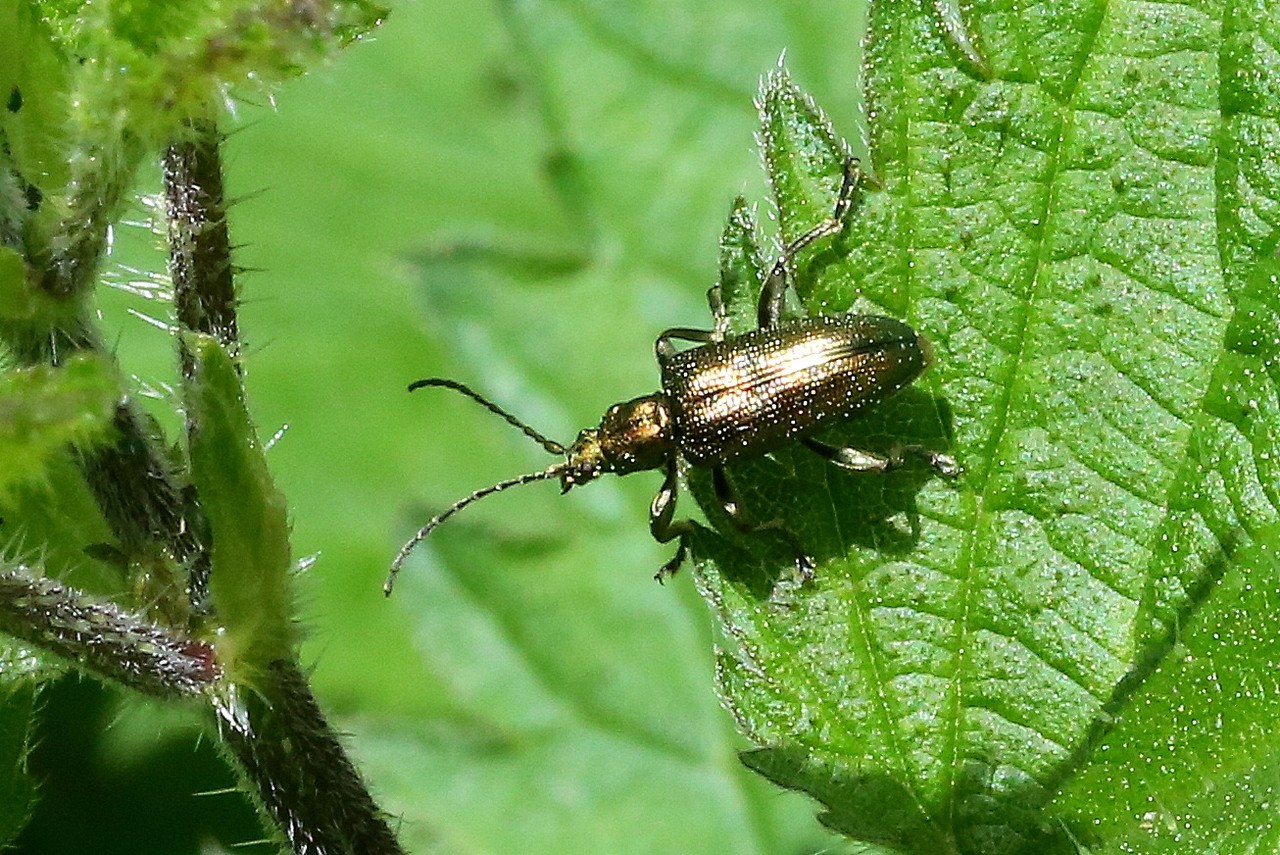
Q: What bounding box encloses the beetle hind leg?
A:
[803,437,960,477]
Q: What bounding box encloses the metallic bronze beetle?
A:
[387,158,958,594]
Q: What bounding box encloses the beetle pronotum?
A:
[387,158,958,594]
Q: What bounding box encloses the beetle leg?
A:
[898,445,963,477]
[656,280,732,361]
[650,458,696,581]
[713,466,816,582]
[803,437,961,477]
[655,327,718,363]
[801,437,893,472]
[706,285,731,339]
[757,156,862,329]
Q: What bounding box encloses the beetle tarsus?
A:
[650,459,697,583]
[763,521,814,584]
[794,552,816,584]
[891,444,962,477]
[654,539,689,583]
[706,285,730,338]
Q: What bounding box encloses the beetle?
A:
[386,157,959,595]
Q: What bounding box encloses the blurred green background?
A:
[16,1,876,852]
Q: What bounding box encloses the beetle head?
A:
[387,382,675,595]
[562,394,674,490]
[561,428,605,490]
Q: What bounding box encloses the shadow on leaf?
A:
[686,387,958,599]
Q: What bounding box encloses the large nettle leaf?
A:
[692,4,1280,853]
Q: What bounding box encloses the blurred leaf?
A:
[29,0,386,151]
[0,2,71,202]
[0,680,37,848]
[301,3,870,854]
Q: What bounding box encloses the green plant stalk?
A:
[214,659,404,855]
[164,119,240,375]
[179,266,402,851]
[3,1,398,851]
[163,117,237,610]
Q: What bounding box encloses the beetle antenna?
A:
[385,464,566,595]
[408,378,566,454]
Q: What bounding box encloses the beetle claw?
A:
[654,539,689,583]
[929,452,963,478]
[794,553,817,584]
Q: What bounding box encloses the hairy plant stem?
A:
[163,119,240,610]
[163,120,403,855]
[0,565,218,697]
[34,138,143,301]
[6,127,202,618]
[163,120,240,377]
[215,660,404,855]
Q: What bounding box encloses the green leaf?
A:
[0,352,117,495]
[188,335,294,679]
[688,5,1280,854]
[0,2,72,200]
[716,196,767,334]
[7,0,387,312]
[31,0,387,147]
[29,0,1271,851]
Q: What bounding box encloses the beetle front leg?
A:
[757,156,862,329]
[803,437,961,477]
[656,287,731,362]
[712,466,816,582]
[655,327,718,363]
[650,458,696,582]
